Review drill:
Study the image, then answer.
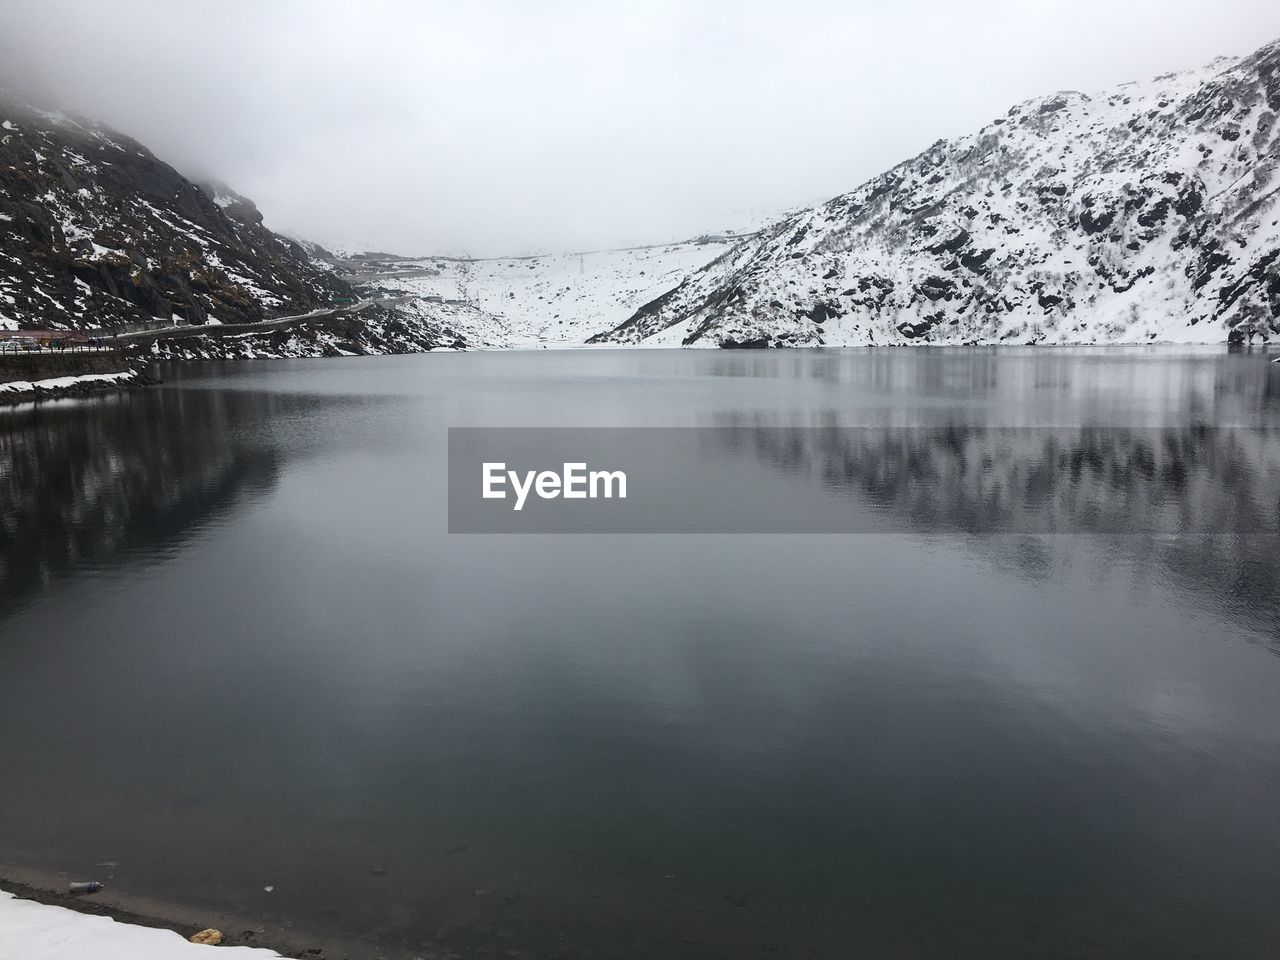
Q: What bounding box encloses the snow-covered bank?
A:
[0,890,291,960]
[0,371,139,405]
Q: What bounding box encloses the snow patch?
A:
[0,890,293,959]
[0,372,133,393]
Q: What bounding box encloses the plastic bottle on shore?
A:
[69,881,103,894]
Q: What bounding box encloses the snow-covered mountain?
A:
[0,98,342,329]
[346,240,742,347]
[7,37,1276,355]
[0,96,448,355]
[592,38,1280,348]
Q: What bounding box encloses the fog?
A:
[2,0,1277,256]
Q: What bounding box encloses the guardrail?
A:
[0,342,121,355]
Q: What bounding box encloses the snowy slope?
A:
[353,240,739,346]
[593,38,1280,348]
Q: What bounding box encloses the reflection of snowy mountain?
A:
[0,390,277,608]
[708,403,1280,650]
[711,416,1280,535]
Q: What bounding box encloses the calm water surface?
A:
[2,348,1279,958]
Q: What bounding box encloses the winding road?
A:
[109,295,420,343]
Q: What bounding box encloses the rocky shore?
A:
[0,867,433,960]
[0,369,150,406]
[0,882,294,960]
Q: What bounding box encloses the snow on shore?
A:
[0,371,134,394]
[0,891,292,960]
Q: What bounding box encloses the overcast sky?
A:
[3,0,1278,256]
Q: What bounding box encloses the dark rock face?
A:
[0,98,353,332]
[593,38,1280,347]
[0,350,128,384]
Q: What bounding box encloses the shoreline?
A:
[0,370,149,407]
[0,865,362,960]
[0,343,1270,409]
[0,857,555,960]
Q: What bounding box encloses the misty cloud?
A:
[2,0,1278,255]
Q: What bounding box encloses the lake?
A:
[2,347,1279,959]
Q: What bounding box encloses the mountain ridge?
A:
[0,96,451,356]
[590,38,1280,347]
[6,39,1279,354]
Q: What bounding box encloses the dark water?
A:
[2,348,1279,959]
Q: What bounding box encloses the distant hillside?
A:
[348,242,740,347]
[0,97,358,331]
[592,39,1280,347]
[0,97,456,356]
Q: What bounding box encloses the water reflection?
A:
[712,419,1280,534]
[711,415,1280,647]
[696,347,1280,425]
[1,351,1278,960]
[0,387,375,619]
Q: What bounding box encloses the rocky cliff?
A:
[0,96,450,354]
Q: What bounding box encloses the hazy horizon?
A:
[3,0,1278,257]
